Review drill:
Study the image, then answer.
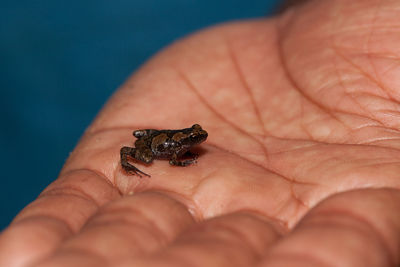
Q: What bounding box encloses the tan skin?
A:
[2,0,400,266]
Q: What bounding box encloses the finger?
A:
[34,192,195,266]
[124,212,284,267]
[259,188,400,267]
[0,169,120,267]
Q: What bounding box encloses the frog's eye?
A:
[192,124,201,130]
[189,134,199,141]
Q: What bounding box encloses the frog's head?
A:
[177,124,208,148]
[188,124,208,145]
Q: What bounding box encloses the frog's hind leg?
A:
[120,146,151,177]
[169,151,198,167]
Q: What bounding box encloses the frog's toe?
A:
[135,168,151,177]
[184,159,197,166]
[122,162,150,177]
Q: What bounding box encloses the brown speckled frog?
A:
[120,124,208,177]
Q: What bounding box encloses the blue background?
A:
[0,0,281,229]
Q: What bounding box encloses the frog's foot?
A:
[169,152,198,167]
[183,151,199,160]
[120,146,151,177]
[122,162,151,177]
[169,158,196,167]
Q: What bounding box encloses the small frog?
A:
[120,124,208,177]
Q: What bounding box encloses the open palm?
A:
[2,1,400,266]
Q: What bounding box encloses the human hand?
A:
[2,0,400,266]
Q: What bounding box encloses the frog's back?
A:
[134,134,155,148]
[160,129,182,139]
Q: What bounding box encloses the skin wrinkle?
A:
[290,185,308,209]
[58,168,114,189]
[270,138,393,157]
[349,91,400,123]
[374,55,400,77]
[378,108,400,117]
[174,69,314,214]
[347,92,386,124]
[59,167,120,193]
[40,246,110,267]
[316,82,395,135]
[329,19,400,130]
[265,140,320,155]
[297,99,310,139]
[344,161,400,177]
[44,168,122,213]
[207,224,260,257]
[275,14,321,143]
[271,139,399,179]
[302,146,400,175]
[366,0,385,99]
[264,252,336,267]
[279,7,400,143]
[332,45,396,105]
[331,24,400,35]
[12,215,74,237]
[301,208,395,266]
[225,36,270,138]
[330,47,367,131]
[95,205,173,245]
[31,192,101,233]
[158,240,252,267]
[275,13,349,133]
[204,143,314,221]
[299,115,315,140]
[84,217,169,252]
[178,221,261,260]
[236,209,289,232]
[359,136,400,146]
[206,143,317,187]
[342,107,400,144]
[12,194,97,235]
[351,121,392,132]
[4,216,76,267]
[175,69,314,217]
[145,252,199,267]
[173,171,218,220]
[85,206,164,238]
[54,196,197,261]
[140,187,204,222]
[39,187,101,210]
[332,46,400,62]
[53,195,197,262]
[176,69,272,160]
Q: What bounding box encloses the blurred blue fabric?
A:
[0,0,281,229]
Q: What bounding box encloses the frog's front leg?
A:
[169,151,198,167]
[120,146,151,177]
